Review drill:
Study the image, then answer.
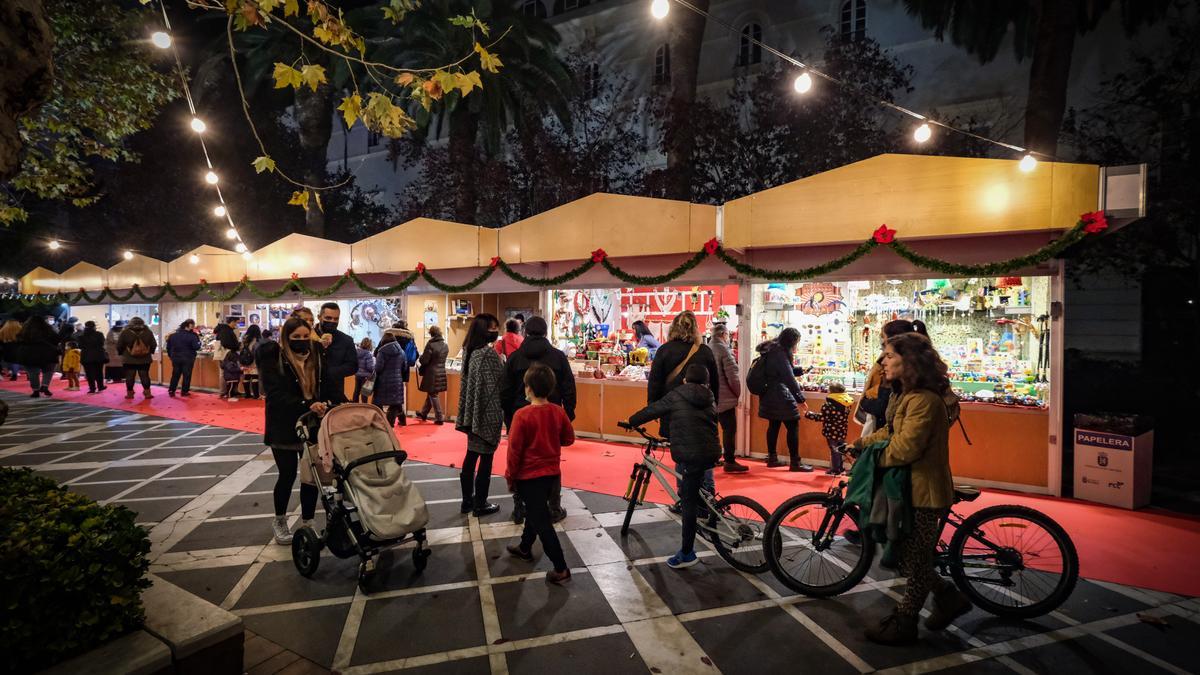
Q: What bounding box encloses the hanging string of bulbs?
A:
[649,0,1043,172]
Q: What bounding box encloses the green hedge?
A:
[0,468,151,673]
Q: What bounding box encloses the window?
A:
[654,44,671,86]
[840,0,866,42]
[737,23,762,66]
[522,0,546,18]
[584,62,601,99]
[367,130,381,149]
[552,0,588,14]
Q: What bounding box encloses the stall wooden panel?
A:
[19,266,62,295]
[747,393,843,466]
[107,254,168,290]
[571,380,603,437]
[600,381,658,439]
[60,262,108,292]
[351,218,479,274]
[168,246,244,286]
[247,234,351,281]
[196,357,220,390]
[446,372,461,419]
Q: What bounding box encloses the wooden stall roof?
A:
[723,154,1099,250]
[246,233,352,281]
[107,253,168,291]
[351,217,482,273]
[168,245,245,286]
[19,266,62,293]
[59,262,108,291]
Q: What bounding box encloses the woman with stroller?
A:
[373,332,410,427]
[260,317,343,545]
[456,313,504,517]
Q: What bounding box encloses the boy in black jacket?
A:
[627,363,721,570]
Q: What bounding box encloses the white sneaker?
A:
[271,516,293,545]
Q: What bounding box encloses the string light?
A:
[235,242,248,253]
[213,205,227,217]
[1019,154,1038,172]
[48,240,61,250]
[241,251,253,260]
[650,0,670,19]
[190,117,206,133]
[123,251,134,260]
[226,228,238,240]
[150,31,172,49]
[188,254,200,264]
[204,171,219,185]
[793,72,813,94]
[913,123,932,143]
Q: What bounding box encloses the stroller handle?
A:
[340,450,409,478]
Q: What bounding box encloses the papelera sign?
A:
[1075,430,1133,451]
[1073,427,1152,509]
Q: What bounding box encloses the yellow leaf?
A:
[300,64,327,92]
[423,78,444,100]
[313,25,334,43]
[314,192,324,212]
[284,0,299,16]
[252,156,276,174]
[272,62,302,90]
[395,73,416,87]
[258,0,281,13]
[363,93,417,139]
[452,71,483,97]
[288,190,311,211]
[337,94,362,128]
[474,43,503,74]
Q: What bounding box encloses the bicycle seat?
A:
[953,486,981,503]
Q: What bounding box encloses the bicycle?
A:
[763,451,1079,619]
[617,422,771,574]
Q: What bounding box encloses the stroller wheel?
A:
[358,558,376,593]
[292,527,322,577]
[412,545,431,573]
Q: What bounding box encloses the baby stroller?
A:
[293,404,431,591]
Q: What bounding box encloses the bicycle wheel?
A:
[621,466,648,535]
[948,504,1079,619]
[705,495,771,574]
[764,493,873,597]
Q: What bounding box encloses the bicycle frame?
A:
[623,440,743,541]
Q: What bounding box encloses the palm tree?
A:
[376,0,573,224]
[901,0,1169,156]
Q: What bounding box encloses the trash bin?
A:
[1073,413,1153,509]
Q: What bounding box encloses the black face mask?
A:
[486,330,500,343]
[289,339,311,354]
[320,320,338,333]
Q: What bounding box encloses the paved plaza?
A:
[1,390,1197,674]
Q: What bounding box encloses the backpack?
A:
[746,356,768,396]
[238,342,256,366]
[130,334,150,357]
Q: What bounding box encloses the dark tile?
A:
[0,451,69,466]
[794,590,971,670]
[134,446,215,460]
[33,467,95,483]
[169,515,274,552]
[426,501,471,530]
[933,657,1025,674]
[574,490,652,515]
[1055,580,1151,624]
[69,481,139,501]
[484,533,585,578]
[86,464,176,482]
[243,602,351,668]
[373,541,477,591]
[350,587,485,664]
[1105,615,1200,672]
[124,476,222,499]
[637,560,767,615]
[492,572,620,641]
[949,606,1065,645]
[506,631,646,675]
[245,473,287,493]
[206,443,266,457]
[376,656,491,675]
[420,475,506,502]
[94,438,172,450]
[685,606,858,675]
[213,492,288,518]
[606,521,684,560]
[53,449,141,463]
[130,430,195,439]
[235,557,359,609]
[157,564,252,606]
[165,461,246,478]
[1007,634,1172,674]
[405,464,462,481]
[116,496,194,523]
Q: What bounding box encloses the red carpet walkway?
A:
[7,378,1199,597]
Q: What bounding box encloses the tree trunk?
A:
[0,0,54,182]
[293,75,333,238]
[1023,0,1077,156]
[663,0,709,201]
[448,104,479,224]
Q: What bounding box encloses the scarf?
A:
[283,343,318,400]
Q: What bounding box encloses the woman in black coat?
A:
[78,321,109,394]
[645,311,720,439]
[756,327,813,472]
[17,317,61,398]
[259,317,342,545]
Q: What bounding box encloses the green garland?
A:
[4,217,1100,307]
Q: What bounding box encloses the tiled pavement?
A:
[2,389,1198,674]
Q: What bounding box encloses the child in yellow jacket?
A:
[62,341,82,391]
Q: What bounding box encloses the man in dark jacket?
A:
[499,316,576,426]
[316,303,354,402]
[628,364,721,570]
[214,316,240,352]
[166,320,202,397]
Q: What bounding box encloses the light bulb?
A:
[151,31,172,49]
[226,228,238,240]
[242,251,253,261]
[190,117,206,133]
[213,205,227,217]
[793,72,813,94]
[48,240,61,250]
[913,123,932,143]
[123,251,134,260]
[1019,153,1038,172]
[650,0,669,19]
[188,254,200,265]
[205,171,219,184]
[235,242,248,253]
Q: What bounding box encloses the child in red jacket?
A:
[504,363,575,584]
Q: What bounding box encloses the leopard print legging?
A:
[898,508,951,617]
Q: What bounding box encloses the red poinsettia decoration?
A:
[1081,210,1108,234]
[290,273,299,281]
[79,287,86,293]
[489,256,500,268]
[416,263,426,274]
[198,279,207,286]
[704,237,720,255]
[591,248,607,263]
[873,224,896,244]
[344,268,354,277]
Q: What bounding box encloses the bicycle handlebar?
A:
[618,421,667,446]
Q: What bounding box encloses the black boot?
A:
[865,610,918,646]
[765,453,785,468]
